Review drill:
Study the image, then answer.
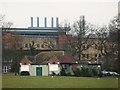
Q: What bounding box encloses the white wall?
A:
[20,65,29,72]
[29,65,48,76]
[48,64,60,75]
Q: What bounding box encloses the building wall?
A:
[59,35,72,50]
[2,32,12,49]
[21,37,57,50]
[48,64,60,75]
[20,65,29,72]
[80,39,102,62]
[29,65,48,76]
[81,46,101,61]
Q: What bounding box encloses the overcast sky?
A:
[1,0,119,28]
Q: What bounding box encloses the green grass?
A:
[2,74,118,88]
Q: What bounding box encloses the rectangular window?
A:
[3,66,8,73]
[95,54,97,58]
[29,44,32,48]
[37,44,40,48]
[24,44,28,48]
[82,54,86,58]
[81,54,89,59]
[82,45,86,49]
[86,54,89,59]
[41,44,44,48]
[48,45,51,48]
[3,42,8,49]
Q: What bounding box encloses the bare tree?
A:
[0,14,13,31]
[0,14,5,27]
[12,35,23,50]
[70,16,96,60]
[94,16,119,72]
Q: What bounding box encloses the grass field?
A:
[2,74,119,88]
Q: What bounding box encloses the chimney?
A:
[37,17,39,27]
[51,17,54,27]
[44,17,47,28]
[56,17,58,27]
[31,17,33,27]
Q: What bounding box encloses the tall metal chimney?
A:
[44,17,47,28]
[37,17,39,27]
[51,17,54,27]
[56,17,58,27]
[31,17,33,27]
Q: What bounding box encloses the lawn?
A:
[2,74,119,88]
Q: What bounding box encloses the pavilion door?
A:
[36,67,42,76]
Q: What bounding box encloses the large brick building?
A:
[2,17,70,50]
[2,17,70,73]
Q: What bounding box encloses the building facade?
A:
[2,17,70,73]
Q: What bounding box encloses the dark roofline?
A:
[2,27,70,31]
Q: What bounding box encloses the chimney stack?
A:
[44,17,47,28]
[37,17,39,27]
[51,17,54,27]
[56,17,58,27]
[31,17,33,27]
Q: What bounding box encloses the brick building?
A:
[2,17,70,73]
[2,32,12,49]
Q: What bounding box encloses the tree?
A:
[0,14,13,30]
[12,35,23,50]
[70,16,96,60]
[0,14,5,27]
[1,15,23,73]
[94,16,119,72]
[109,16,119,42]
[108,16,119,72]
[29,40,36,55]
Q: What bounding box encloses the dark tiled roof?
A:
[25,56,34,62]
[57,56,78,64]
[20,56,34,64]
[21,53,78,64]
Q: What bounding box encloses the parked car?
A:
[109,71,119,76]
[101,70,119,76]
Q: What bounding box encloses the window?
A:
[63,44,70,50]
[95,54,97,58]
[3,66,8,73]
[29,44,32,48]
[86,54,89,59]
[3,42,8,49]
[82,54,86,58]
[25,44,28,48]
[48,45,51,48]
[82,44,87,50]
[37,44,40,48]
[82,45,86,49]
[81,54,89,59]
[41,44,44,48]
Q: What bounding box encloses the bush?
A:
[60,68,67,76]
[73,68,81,76]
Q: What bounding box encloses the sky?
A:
[1,0,119,28]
